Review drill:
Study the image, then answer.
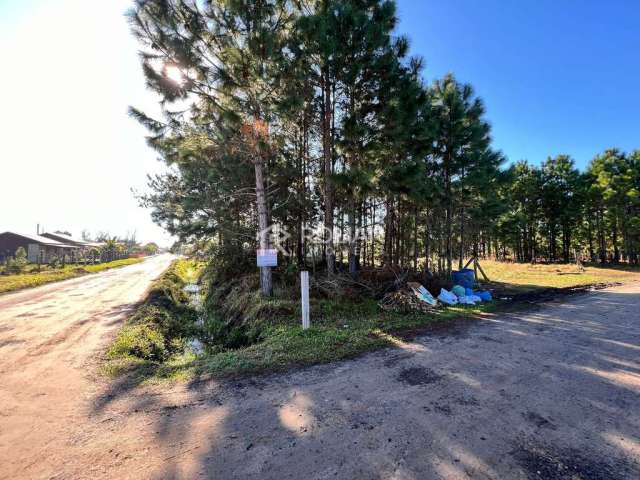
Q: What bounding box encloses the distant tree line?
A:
[128,0,640,294]
[498,150,640,265]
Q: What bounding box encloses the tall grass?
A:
[0,258,144,294]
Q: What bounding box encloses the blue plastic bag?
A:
[452,285,466,298]
[438,288,458,305]
[475,290,492,301]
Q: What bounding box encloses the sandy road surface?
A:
[2,274,640,479]
[0,254,174,478]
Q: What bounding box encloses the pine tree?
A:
[129,0,294,295]
[430,73,494,274]
[126,0,640,295]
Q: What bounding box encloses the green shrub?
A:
[15,246,27,263]
[201,243,254,285]
[106,259,203,368]
[109,324,167,361]
[5,247,28,274]
[202,275,296,349]
[130,304,197,342]
[5,258,22,274]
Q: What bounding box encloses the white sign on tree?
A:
[256,248,278,267]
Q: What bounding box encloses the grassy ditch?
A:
[106,259,640,383]
[0,257,145,294]
[106,267,498,382]
[193,297,497,379]
[104,259,204,377]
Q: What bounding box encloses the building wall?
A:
[0,233,79,263]
[0,233,30,262]
[27,244,41,263]
[26,245,75,263]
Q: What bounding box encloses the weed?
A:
[105,259,203,367]
[105,258,640,383]
[108,324,167,361]
[0,258,145,294]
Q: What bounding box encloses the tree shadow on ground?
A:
[88,288,640,479]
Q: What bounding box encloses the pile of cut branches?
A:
[378,289,437,314]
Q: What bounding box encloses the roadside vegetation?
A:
[104,257,640,383]
[105,259,203,376]
[0,257,144,294]
[106,269,496,381]
[192,289,497,379]
[113,1,640,382]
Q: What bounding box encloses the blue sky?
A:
[0,0,638,243]
[397,0,640,169]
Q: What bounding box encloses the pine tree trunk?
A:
[339,210,345,264]
[458,207,464,270]
[424,214,431,274]
[394,204,401,267]
[322,68,335,275]
[348,197,358,279]
[445,168,453,276]
[255,160,272,297]
[362,201,368,268]
[562,224,570,263]
[413,207,419,271]
[612,217,620,264]
[597,209,606,264]
[587,219,595,262]
[383,198,394,266]
[371,202,376,267]
[531,224,537,263]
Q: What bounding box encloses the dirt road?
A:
[0,254,174,478]
[2,276,639,479]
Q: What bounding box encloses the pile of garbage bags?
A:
[382,280,493,313]
[437,285,492,306]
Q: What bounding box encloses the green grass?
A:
[83,258,145,273]
[105,258,640,384]
[192,301,497,378]
[109,293,497,383]
[0,257,144,294]
[104,259,203,377]
[479,259,640,293]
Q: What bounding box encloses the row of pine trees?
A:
[128,0,640,294]
[502,150,640,265]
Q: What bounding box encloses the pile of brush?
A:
[378,289,436,314]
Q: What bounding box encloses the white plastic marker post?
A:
[301,270,310,329]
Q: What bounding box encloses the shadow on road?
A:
[90,288,640,479]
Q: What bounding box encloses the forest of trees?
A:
[128,0,640,295]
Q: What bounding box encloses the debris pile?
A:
[379,289,437,314]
